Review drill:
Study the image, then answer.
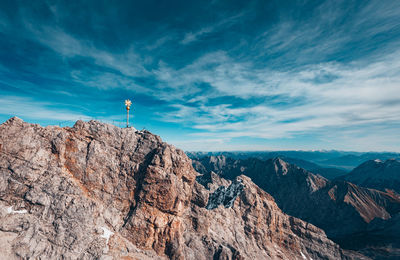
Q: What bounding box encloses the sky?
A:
[0,0,400,152]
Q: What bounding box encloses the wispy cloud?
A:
[1,0,400,151]
[0,96,90,122]
[181,9,249,44]
[153,48,400,147]
[25,25,149,79]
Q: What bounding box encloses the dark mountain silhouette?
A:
[188,151,400,172]
[342,159,400,194]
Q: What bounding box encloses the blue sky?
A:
[1,0,400,151]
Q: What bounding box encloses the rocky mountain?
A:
[319,154,400,170]
[0,117,364,259]
[343,159,400,193]
[188,151,400,172]
[193,155,400,259]
[191,153,348,180]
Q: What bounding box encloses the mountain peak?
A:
[191,154,400,257]
[271,157,290,175]
[0,118,354,259]
[3,116,24,126]
[344,158,400,193]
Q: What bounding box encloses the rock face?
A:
[0,117,364,259]
[1,117,196,259]
[343,159,400,193]
[205,179,244,210]
[193,155,400,257]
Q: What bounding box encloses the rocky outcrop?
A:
[0,117,197,259]
[0,117,362,259]
[193,155,400,256]
[205,179,244,210]
[186,175,363,260]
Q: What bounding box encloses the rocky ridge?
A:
[0,117,364,259]
[193,155,400,257]
[343,159,400,193]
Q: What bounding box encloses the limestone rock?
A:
[192,155,400,257]
[0,117,363,259]
[205,179,244,209]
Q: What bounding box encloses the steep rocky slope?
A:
[193,155,400,257]
[0,118,362,259]
[343,159,400,193]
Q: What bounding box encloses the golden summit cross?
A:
[125,99,132,128]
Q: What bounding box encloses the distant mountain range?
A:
[190,154,400,259]
[342,159,400,194]
[188,150,400,171]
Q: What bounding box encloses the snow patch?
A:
[300,251,307,260]
[101,227,114,252]
[6,206,27,214]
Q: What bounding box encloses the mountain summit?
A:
[0,118,362,259]
[343,159,400,193]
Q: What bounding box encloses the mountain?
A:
[318,153,400,170]
[188,151,400,172]
[192,152,348,180]
[188,153,348,179]
[343,159,400,193]
[193,155,400,259]
[0,117,364,259]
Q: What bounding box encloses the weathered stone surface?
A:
[205,179,244,209]
[192,155,400,257]
[184,175,365,260]
[0,117,364,259]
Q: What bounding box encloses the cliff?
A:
[193,155,400,257]
[0,118,364,259]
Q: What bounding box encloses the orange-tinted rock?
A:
[0,118,366,259]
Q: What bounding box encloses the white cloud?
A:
[153,48,400,150]
[0,96,90,122]
[2,0,400,151]
[19,16,149,80]
[181,27,214,45]
[181,10,249,45]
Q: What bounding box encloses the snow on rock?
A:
[100,226,114,252]
[101,226,114,244]
[6,206,27,214]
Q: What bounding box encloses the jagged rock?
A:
[192,155,400,257]
[205,179,244,209]
[186,175,368,260]
[0,117,364,259]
